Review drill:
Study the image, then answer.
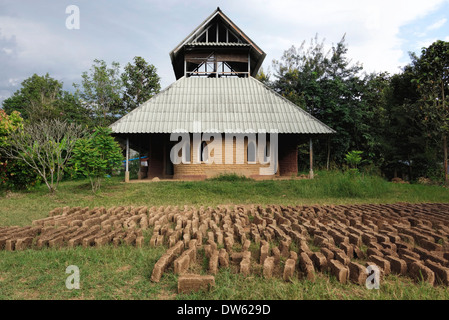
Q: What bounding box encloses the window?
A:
[247,140,256,163]
[200,141,208,163]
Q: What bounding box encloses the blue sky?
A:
[1,0,448,105]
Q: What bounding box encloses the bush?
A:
[207,173,254,182]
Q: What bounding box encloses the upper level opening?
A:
[169,8,266,80]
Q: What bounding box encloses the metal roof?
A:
[110,77,335,135]
[185,42,251,47]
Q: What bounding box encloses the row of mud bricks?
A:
[149,203,449,291]
[1,203,449,288]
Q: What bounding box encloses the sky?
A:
[1,0,449,105]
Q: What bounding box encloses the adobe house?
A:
[110,8,335,181]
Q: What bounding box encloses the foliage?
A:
[344,150,363,169]
[412,40,449,183]
[2,74,89,124]
[70,127,123,192]
[121,56,161,113]
[74,59,123,127]
[0,119,86,193]
[207,173,254,182]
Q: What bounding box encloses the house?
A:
[110,8,335,181]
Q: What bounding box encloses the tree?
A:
[121,56,161,113]
[75,59,123,127]
[2,74,88,124]
[271,35,369,166]
[0,119,87,193]
[70,127,123,192]
[412,40,449,183]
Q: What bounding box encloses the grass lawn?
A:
[0,171,449,300]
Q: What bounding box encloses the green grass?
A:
[0,171,449,299]
[1,171,448,226]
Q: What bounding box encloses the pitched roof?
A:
[169,8,266,79]
[110,77,335,135]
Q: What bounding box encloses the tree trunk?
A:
[444,135,448,185]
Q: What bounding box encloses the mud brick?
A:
[399,233,415,245]
[183,233,190,247]
[333,233,349,246]
[242,239,251,251]
[263,230,272,242]
[272,247,281,265]
[369,242,384,251]
[124,232,137,245]
[49,236,65,248]
[349,262,367,285]
[14,237,33,251]
[311,252,328,272]
[178,275,215,294]
[224,236,234,251]
[112,232,126,247]
[240,257,251,276]
[367,247,384,258]
[207,231,215,243]
[409,261,435,285]
[263,257,275,279]
[283,259,296,282]
[339,243,354,259]
[320,247,335,261]
[398,248,420,260]
[329,259,349,284]
[335,251,350,266]
[425,260,449,286]
[207,239,218,252]
[313,235,331,247]
[369,255,391,275]
[69,220,83,227]
[385,255,407,275]
[385,232,401,243]
[395,240,412,250]
[419,239,443,252]
[361,233,376,245]
[150,235,158,247]
[150,255,170,282]
[260,242,270,265]
[215,232,223,245]
[174,254,190,275]
[353,246,366,259]
[183,248,197,262]
[208,251,218,275]
[289,251,298,262]
[381,248,398,258]
[426,252,448,266]
[188,239,198,249]
[136,236,145,248]
[402,254,420,265]
[375,233,390,243]
[230,252,246,264]
[219,248,229,267]
[279,239,291,258]
[381,242,397,252]
[204,245,212,259]
[298,243,312,257]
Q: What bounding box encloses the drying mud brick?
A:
[209,251,219,275]
[218,248,229,267]
[425,260,449,286]
[349,262,367,285]
[329,259,349,284]
[240,257,251,276]
[369,255,391,275]
[263,257,275,279]
[260,242,270,265]
[385,255,407,275]
[409,261,435,285]
[178,275,215,294]
[311,252,328,272]
[283,259,296,282]
[174,254,190,275]
[272,247,281,265]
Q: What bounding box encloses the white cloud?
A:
[427,18,447,30]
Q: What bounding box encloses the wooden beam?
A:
[309,137,314,179]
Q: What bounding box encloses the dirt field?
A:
[1,203,449,287]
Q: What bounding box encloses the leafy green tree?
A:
[75,59,123,127]
[412,40,449,183]
[121,56,160,113]
[0,119,86,193]
[2,74,88,124]
[70,127,123,192]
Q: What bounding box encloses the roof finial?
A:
[217,7,221,12]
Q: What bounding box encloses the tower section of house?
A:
[110,8,335,181]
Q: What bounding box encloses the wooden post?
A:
[444,135,448,185]
[125,137,130,183]
[309,137,314,179]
